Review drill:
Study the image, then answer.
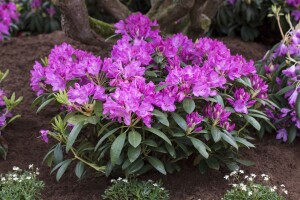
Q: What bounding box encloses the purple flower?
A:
[30,0,42,9]
[0,114,6,127]
[227,0,237,5]
[0,2,19,41]
[0,89,6,106]
[227,88,256,114]
[250,74,268,99]
[46,6,56,17]
[186,112,203,132]
[276,128,288,142]
[40,129,49,143]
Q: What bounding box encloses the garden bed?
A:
[0,31,299,200]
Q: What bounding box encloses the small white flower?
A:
[250,174,256,178]
[18,180,22,182]
[36,172,40,175]
[230,171,237,176]
[272,186,277,190]
[244,175,249,179]
[28,164,34,169]
[148,179,153,182]
[261,174,266,177]
[13,177,18,181]
[1,177,6,181]
[12,166,20,171]
[263,177,269,181]
[117,177,122,181]
[224,175,229,180]
[239,170,244,174]
[283,190,288,194]
[110,179,116,183]
[240,183,247,191]
[271,188,275,192]
[12,174,17,178]
[232,184,237,188]
[160,187,165,190]
[153,183,158,187]
[26,176,31,180]
[248,191,253,196]
[248,177,253,181]
[122,179,128,183]
[280,184,285,188]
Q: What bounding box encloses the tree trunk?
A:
[187,0,224,40]
[97,0,131,21]
[54,0,106,46]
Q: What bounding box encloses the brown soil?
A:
[0,32,299,200]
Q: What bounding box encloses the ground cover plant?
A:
[222,169,288,200]
[0,1,19,41]
[102,178,169,200]
[30,13,274,181]
[0,165,44,200]
[0,70,22,160]
[256,8,300,142]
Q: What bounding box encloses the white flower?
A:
[148,179,153,182]
[230,171,237,176]
[122,179,128,183]
[28,164,34,169]
[12,174,17,177]
[13,177,18,181]
[110,179,116,183]
[224,175,229,180]
[240,183,247,191]
[160,187,165,190]
[26,176,31,180]
[18,180,22,182]
[283,190,288,194]
[272,186,277,190]
[248,191,253,196]
[1,177,6,181]
[153,183,158,187]
[36,172,40,175]
[248,177,253,181]
[271,188,275,192]
[261,174,266,177]
[239,170,244,174]
[280,184,285,188]
[232,184,237,188]
[263,177,269,181]
[117,177,122,181]
[250,174,256,178]
[12,166,20,171]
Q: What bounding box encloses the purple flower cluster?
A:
[0,2,19,41]
[31,13,265,132]
[286,0,300,20]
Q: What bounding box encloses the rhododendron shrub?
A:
[213,0,300,41]
[31,13,272,180]
[256,16,300,143]
[0,1,19,41]
[0,70,23,159]
[14,0,60,34]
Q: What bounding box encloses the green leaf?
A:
[36,98,54,113]
[234,158,255,166]
[56,159,72,181]
[296,93,300,120]
[171,113,187,131]
[128,146,141,163]
[67,115,87,125]
[143,139,158,147]
[95,127,120,150]
[93,101,103,116]
[165,143,176,158]
[183,99,195,114]
[214,95,224,107]
[235,137,255,148]
[128,130,142,148]
[189,137,209,158]
[206,157,220,170]
[288,126,297,144]
[110,132,127,165]
[144,128,172,145]
[244,115,261,131]
[211,126,221,142]
[53,144,63,165]
[276,85,295,96]
[147,156,166,175]
[155,83,168,91]
[221,132,238,150]
[153,109,169,126]
[75,161,85,179]
[66,122,84,152]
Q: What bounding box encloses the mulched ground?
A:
[0,32,299,200]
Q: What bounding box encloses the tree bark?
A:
[97,0,131,21]
[54,0,106,46]
[187,0,224,40]
[155,0,195,32]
